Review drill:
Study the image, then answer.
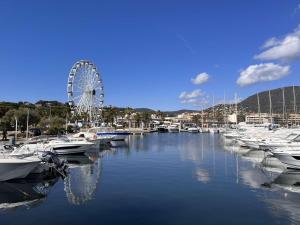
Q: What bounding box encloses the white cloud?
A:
[255,25,300,61]
[179,89,203,99]
[191,72,210,85]
[237,63,290,87]
[179,89,209,107]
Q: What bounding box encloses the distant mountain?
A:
[134,108,155,113]
[163,109,199,116]
[134,108,199,115]
[239,86,300,113]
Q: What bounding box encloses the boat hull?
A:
[0,158,41,181]
[52,144,93,155]
[273,152,300,169]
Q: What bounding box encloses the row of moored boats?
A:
[222,124,300,170]
[0,127,130,181]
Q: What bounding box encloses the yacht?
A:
[168,124,180,133]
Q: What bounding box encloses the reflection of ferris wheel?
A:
[64,157,102,205]
[67,60,104,121]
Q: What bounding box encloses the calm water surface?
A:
[0,133,300,225]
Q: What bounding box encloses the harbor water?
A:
[0,133,300,225]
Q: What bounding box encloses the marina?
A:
[1,1,300,224]
[0,133,300,224]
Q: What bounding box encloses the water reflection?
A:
[221,135,300,224]
[63,153,102,205]
[195,168,210,183]
[0,172,59,211]
[263,171,300,224]
[268,170,300,193]
[3,134,300,225]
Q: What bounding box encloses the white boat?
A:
[74,130,113,146]
[209,124,219,133]
[272,149,300,169]
[259,133,300,151]
[48,138,94,155]
[187,127,199,133]
[168,124,180,133]
[88,127,130,141]
[0,156,41,181]
[19,136,94,155]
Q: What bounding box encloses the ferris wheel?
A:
[67,60,104,121]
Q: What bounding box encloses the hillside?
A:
[239,86,300,113]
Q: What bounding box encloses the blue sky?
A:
[0,0,300,110]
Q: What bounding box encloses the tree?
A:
[1,108,40,132]
[133,113,141,128]
[140,112,151,128]
[103,106,118,126]
[156,110,165,120]
[38,116,65,135]
[192,114,201,126]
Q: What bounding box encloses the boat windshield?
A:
[286,133,299,140]
[292,135,300,142]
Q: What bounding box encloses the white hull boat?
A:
[88,127,130,141]
[187,127,199,133]
[168,125,180,133]
[273,150,300,169]
[0,157,41,181]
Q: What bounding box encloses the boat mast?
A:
[293,85,297,125]
[26,109,29,140]
[223,91,227,126]
[212,95,215,125]
[201,107,204,129]
[282,87,286,126]
[235,93,238,126]
[268,90,272,123]
[257,92,261,124]
[15,116,18,142]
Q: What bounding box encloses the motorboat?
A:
[0,156,41,181]
[168,124,180,133]
[88,127,130,141]
[74,130,113,147]
[259,133,300,151]
[47,138,94,155]
[272,149,300,169]
[157,125,168,133]
[209,124,219,134]
[187,127,199,133]
[18,136,94,155]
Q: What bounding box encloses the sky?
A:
[0,0,300,110]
